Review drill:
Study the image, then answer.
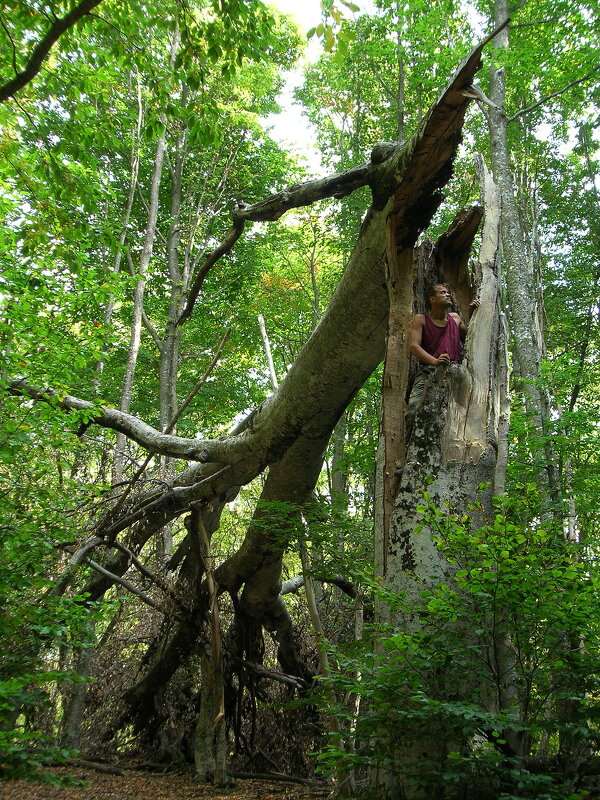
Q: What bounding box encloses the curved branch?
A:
[8,380,213,461]
[178,221,246,325]
[84,557,162,612]
[178,162,375,325]
[0,0,105,103]
[232,163,373,223]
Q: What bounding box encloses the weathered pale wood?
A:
[443,161,503,464]
[380,246,416,576]
[378,158,507,800]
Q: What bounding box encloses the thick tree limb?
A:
[24,34,506,718]
[281,575,358,598]
[68,759,124,776]
[178,27,507,325]
[178,163,375,324]
[0,0,105,103]
[280,576,305,595]
[233,163,372,223]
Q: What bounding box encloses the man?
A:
[405,283,478,441]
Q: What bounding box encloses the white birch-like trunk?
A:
[487,4,559,503]
[95,75,143,388]
[112,27,180,486]
[112,129,167,486]
[486,11,590,766]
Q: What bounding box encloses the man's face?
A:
[430,285,452,308]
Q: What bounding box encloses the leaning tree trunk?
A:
[375,158,508,799]
[9,34,505,778]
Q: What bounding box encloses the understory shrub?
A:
[316,491,599,799]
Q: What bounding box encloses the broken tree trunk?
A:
[375,158,508,799]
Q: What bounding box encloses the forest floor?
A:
[0,766,331,800]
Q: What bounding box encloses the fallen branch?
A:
[67,758,124,775]
[235,658,309,689]
[233,771,328,787]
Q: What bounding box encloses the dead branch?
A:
[84,557,163,612]
[233,771,326,787]
[235,658,309,689]
[68,758,125,776]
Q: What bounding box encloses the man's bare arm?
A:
[455,299,480,340]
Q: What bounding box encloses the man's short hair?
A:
[425,282,448,306]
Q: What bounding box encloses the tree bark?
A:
[60,626,94,750]
[376,160,507,798]
[8,36,505,767]
[488,7,559,504]
[112,120,168,485]
[11,35,493,538]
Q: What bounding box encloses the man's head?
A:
[426,283,452,309]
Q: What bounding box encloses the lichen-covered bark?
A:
[386,160,505,595]
[13,33,492,614]
[377,161,507,798]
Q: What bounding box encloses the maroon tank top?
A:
[422,314,461,361]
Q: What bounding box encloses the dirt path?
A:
[0,767,330,800]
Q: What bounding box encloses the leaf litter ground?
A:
[0,767,330,800]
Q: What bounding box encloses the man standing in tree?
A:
[405,283,477,441]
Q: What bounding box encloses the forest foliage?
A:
[0,0,598,797]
